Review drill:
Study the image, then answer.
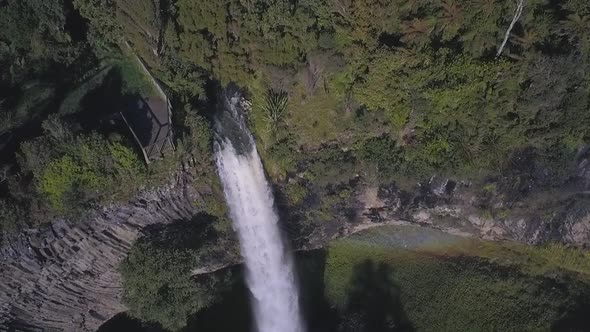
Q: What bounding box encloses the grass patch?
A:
[289,91,344,148]
[324,226,590,332]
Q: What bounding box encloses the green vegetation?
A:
[63,0,587,220]
[262,89,289,135]
[35,135,143,212]
[9,118,145,218]
[324,226,590,332]
[121,225,590,331]
[1,1,590,330]
[120,214,238,331]
[0,46,168,230]
[4,0,584,228]
[0,0,227,232]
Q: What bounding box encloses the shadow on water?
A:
[98,313,165,332]
[551,296,590,332]
[182,249,340,332]
[297,250,340,332]
[97,250,417,332]
[338,260,414,332]
[183,271,253,332]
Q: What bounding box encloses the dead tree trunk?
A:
[496,0,525,58]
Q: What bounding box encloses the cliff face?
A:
[0,168,204,332]
[1,149,590,331]
[299,147,590,249]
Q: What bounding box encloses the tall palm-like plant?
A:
[509,28,540,59]
[401,18,433,48]
[560,14,588,36]
[513,28,539,51]
[262,89,289,134]
[557,13,590,56]
[438,0,464,40]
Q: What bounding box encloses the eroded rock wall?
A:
[0,169,203,332]
[303,149,590,249]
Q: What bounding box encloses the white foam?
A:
[215,103,304,332]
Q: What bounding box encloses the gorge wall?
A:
[304,147,590,249]
[0,165,203,332]
[1,149,590,331]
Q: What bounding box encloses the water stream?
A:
[214,89,304,332]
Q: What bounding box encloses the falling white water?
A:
[215,92,304,332]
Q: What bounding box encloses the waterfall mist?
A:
[214,89,304,332]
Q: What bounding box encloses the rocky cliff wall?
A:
[2,149,590,331]
[0,167,204,332]
[302,148,590,250]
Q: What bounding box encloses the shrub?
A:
[183,111,214,165]
[0,200,24,233]
[121,240,228,331]
[120,217,237,331]
[262,89,289,134]
[356,135,403,180]
[22,132,145,216]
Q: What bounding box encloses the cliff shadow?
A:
[183,267,253,332]
[98,313,166,332]
[139,212,225,250]
[551,295,590,332]
[296,249,340,332]
[339,260,414,332]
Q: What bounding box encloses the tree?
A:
[437,0,464,41]
[120,217,236,331]
[401,18,434,48]
[73,0,121,46]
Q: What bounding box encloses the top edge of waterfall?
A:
[214,84,255,155]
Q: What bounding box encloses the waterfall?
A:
[214,88,304,332]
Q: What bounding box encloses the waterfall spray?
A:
[214,88,304,332]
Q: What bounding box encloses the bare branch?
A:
[0,164,10,183]
[496,0,525,58]
[304,55,325,96]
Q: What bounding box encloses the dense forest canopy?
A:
[0,0,588,235]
